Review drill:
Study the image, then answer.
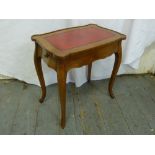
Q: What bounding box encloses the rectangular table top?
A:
[32,24,126,57]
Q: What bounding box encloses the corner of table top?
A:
[31,35,39,42]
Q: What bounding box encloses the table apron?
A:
[40,41,121,72]
[65,41,120,71]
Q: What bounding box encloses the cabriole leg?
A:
[34,43,46,103]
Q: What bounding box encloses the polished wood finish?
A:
[34,43,46,103]
[109,42,122,98]
[57,61,67,129]
[32,24,126,128]
[88,62,92,82]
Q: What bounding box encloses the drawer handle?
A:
[44,53,50,58]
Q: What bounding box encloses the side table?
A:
[32,24,126,128]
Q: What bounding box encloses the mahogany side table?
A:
[32,24,126,129]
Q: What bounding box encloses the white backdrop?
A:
[0,19,155,87]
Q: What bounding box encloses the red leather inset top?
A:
[44,27,115,51]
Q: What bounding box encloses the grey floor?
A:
[0,74,155,135]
